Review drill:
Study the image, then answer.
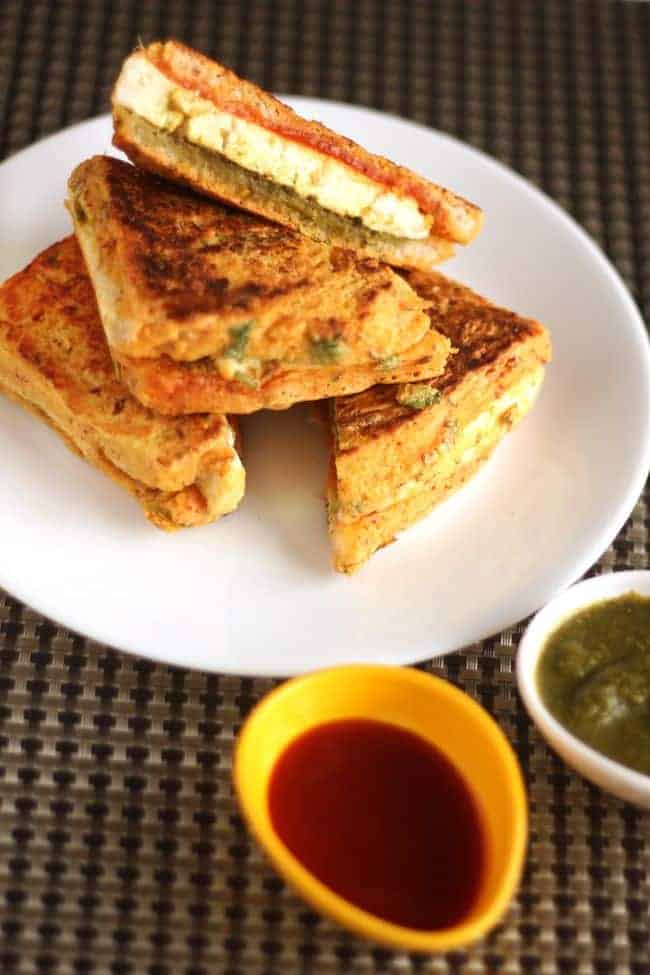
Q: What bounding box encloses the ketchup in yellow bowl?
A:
[234,665,527,952]
[268,717,484,930]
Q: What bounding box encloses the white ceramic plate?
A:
[1,102,649,676]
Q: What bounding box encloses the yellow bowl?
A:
[233,665,527,953]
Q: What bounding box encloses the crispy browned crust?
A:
[0,237,244,528]
[328,270,552,571]
[120,40,483,246]
[69,155,433,360]
[333,270,552,451]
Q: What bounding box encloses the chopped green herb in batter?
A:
[378,355,401,371]
[223,321,253,361]
[233,369,260,389]
[396,383,441,411]
[309,335,343,364]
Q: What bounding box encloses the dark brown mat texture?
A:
[1,1,649,973]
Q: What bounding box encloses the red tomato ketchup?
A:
[268,718,485,930]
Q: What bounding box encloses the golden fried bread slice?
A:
[112,107,457,273]
[0,237,245,529]
[328,271,552,572]
[111,41,482,271]
[68,156,434,366]
[113,313,451,415]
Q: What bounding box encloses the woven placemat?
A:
[1,1,649,973]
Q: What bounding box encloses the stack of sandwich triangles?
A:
[0,41,550,572]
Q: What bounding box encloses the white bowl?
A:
[517,570,650,808]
